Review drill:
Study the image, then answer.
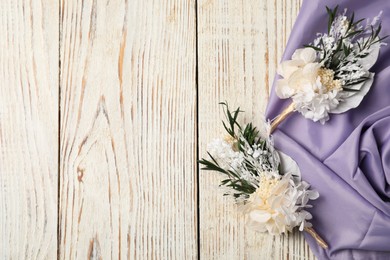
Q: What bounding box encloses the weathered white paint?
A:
[0,0,315,259]
[0,0,59,259]
[59,0,197,259]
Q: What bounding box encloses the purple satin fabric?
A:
[265,0,390,259]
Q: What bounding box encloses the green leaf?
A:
[303,44,322,52]
[326,6,333,34]
[343,44,349,56]
[373,23,382,40]
[333,5,339,17]
[347,12,355,32]
[357,41,362,51]
[345,29,364,38]
[352,18,364,28]
[220,179,230,185]
[207,152,219,166]
[222,120,233,137]
[326,5,339,33]
[342,88,360,92]
[371,35,389,45]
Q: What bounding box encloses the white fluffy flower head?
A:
[207,138,244,171]
[200,103,320,236]
[276,47,343,123]
[244,172,319,235]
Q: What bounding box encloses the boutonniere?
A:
[200,103,327,248]
[271,6,387,132]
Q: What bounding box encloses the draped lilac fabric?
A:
[266,0,390,259]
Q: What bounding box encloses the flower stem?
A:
[269,102,295,133]
[304,227,329,249]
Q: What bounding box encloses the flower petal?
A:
[249,210,272,223]
[275,79,294,98]
[278,60,303,78]
[292,48,317,63]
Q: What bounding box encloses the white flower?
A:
[244,173,318,235]
[276,48,320,99]
[276,48,343,123]
[207,138,243,171]
[292,85,341,124]
[330,14,349,38]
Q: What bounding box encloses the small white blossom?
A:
[330,14,349,38]
[292,86,341,124]
[207,138,244,171]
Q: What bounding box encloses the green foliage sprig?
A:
[304,6,388,90]
[199,102,278,199]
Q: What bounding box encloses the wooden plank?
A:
[0,0,59,259]
[198,0,316,259]
[59,0,197,259]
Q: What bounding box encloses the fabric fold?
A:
[265,0,390,258]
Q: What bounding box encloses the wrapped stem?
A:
[270,102,295,133]
[304,227,329,249]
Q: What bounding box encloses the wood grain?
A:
[197,0,316,259]
[59,0,197,259]
[0,0,59,259]
[0,0,314,258]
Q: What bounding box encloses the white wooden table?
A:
[0,0,316,259]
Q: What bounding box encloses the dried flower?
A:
[272,6,387,127]
[276,48,342,123]
[244,173,318,234]
[200,103,319,234]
